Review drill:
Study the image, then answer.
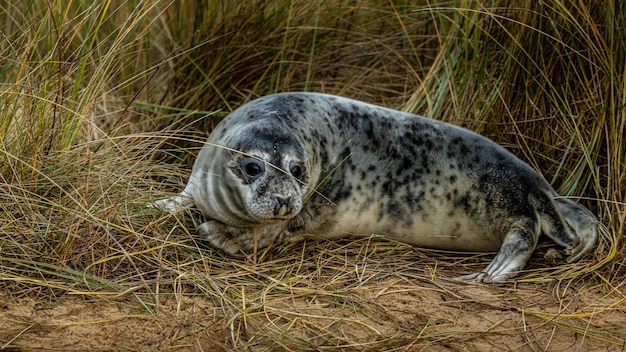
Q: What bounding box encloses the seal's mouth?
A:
[255,214,297,224]
[244,210,298,224]
[268,211,297,221]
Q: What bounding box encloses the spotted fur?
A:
[153,92,598,282]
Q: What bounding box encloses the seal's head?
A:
[225,139,308,222]
[193,115,310,227]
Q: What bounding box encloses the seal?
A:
[154,92,598,282]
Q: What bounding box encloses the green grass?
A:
[0,0,624,350]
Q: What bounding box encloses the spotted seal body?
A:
[154,92,598,282]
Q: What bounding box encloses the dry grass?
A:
[0,0,624,350]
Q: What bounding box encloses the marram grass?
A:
[0,0,624,350]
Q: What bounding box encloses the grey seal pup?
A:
[154,92,598,282]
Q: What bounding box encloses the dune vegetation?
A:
[0,0,624,350]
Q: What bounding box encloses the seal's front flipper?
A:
[457,218,538,283]
[198,221,291,257]
[198,220,247,256]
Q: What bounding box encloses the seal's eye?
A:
[241,159,265,178]
[289,161,304,179]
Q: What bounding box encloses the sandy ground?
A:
[1,271,624,351]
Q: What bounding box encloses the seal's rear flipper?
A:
[533,192,598,263]
[551,197,598,263]
[151,193,194,213]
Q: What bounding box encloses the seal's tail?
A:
[536,193,598,263]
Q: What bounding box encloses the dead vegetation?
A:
[0,0,624,350]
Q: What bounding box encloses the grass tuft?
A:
[0,0,623,350]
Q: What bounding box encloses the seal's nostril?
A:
[275,196,290,207]
[273,196,292,216]
[275,197,282,207]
